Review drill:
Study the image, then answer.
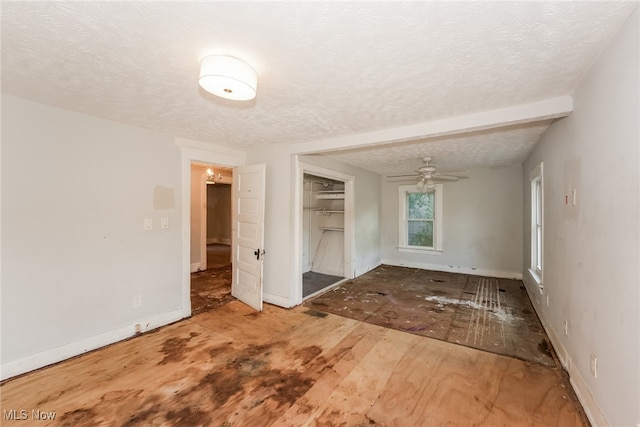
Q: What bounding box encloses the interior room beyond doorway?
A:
[190,162,234,314]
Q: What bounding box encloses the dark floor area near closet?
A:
[303,271,344,297]
[305,265,555,366]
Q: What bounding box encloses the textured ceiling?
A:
[323,121,553,175]
[1,2,636,173]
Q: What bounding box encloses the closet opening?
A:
[303,173,346,298]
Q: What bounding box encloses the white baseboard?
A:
[522,274,608,427]
[263,292,292,308]
[381,259,523,280]
[190,262,201,273]
[568,357,609,427]
[1,309,186,381]
[355,259,382,277]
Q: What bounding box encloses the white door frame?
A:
[177,138,246,317]
[292,160,355,305]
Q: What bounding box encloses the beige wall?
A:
[190,164,206,271]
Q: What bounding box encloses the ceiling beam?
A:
[292,95,573,155]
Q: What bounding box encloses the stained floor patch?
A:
[191,266,234,314]
[303,309,329,318]
[0,300,589,427]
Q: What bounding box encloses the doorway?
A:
[190,162,233,314]
[298,163,354,302]
[303,173,345,297]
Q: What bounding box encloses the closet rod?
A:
[306,180,331,187]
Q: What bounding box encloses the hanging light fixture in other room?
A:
[199,55,258,101]
[206,168,216,184]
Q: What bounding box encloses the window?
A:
[398,184,443,253]
[530,163,543,286]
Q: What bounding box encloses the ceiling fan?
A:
[387,157,467,190]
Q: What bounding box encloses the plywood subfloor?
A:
[0,301,587,426]
[305,265,555,366]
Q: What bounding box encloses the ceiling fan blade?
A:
[433,171,467,177]
[431,175,460,181]
[387,174,421,178]
[387,178,421,183]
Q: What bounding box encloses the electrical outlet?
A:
[590,354,598,378]
[133,295,142,308]
[564,320,568,335]
[134,323,141,333]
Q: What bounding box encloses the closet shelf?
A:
[315,193,344,200]
[304,208,344,212]
[319,227,344,231]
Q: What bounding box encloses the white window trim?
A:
[529,162,543,290]
[398,184,443,254]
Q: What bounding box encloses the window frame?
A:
[398,184,443,254]
[529,163,544,289]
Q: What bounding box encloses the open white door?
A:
[232,163,266,311]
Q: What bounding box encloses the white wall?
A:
[244,145,295,306]
[300,155,382,277]
[522,7,639,427]
[381,165,523,278]
[1,95,185,379]
[190,164,206,271]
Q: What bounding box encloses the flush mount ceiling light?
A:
[199,55,257,101]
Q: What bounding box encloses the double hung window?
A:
[398,184,443,253]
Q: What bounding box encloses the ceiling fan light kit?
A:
[199,55,258,101]
[387,156,468,187]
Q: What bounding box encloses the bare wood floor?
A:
[0,301,587,426]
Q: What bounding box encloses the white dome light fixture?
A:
[199,55,257,101]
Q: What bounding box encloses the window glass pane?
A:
[407,192,434,219]
[408,220,433,247]
[535,180,542,224]
[536,225,542,270]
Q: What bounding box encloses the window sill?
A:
[398,246,443,255]
[528,269,544,292]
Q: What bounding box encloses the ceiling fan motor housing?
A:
[417,165,437,173]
